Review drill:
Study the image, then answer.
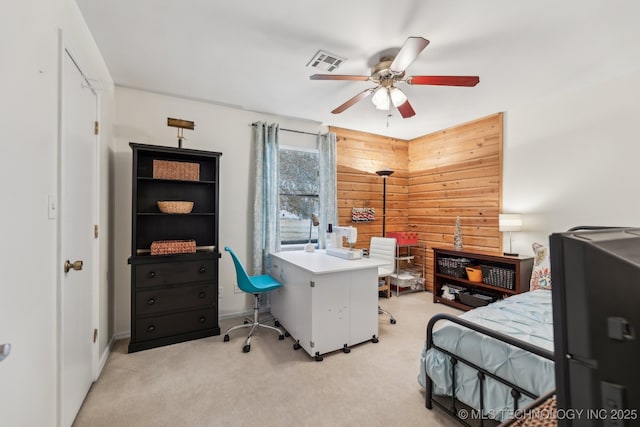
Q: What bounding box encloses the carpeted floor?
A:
[73,291,461,427]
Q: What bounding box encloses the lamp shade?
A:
[371,87,390,110]
[498,214,523,232]
[389,87,407,107]
[375,168,394,177]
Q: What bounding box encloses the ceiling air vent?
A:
[307,50,346,72]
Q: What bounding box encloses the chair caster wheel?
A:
[223,335,230,342]
[243,320,249,324]
[278,334,285,340]
[315,352,324,362]
[390,319,397,324]
[371,335,379,343]
[285,331,291,337]
[293,341,301,350]
[342,344,351,354]
[243,344,251,353]
[274,320,281,327]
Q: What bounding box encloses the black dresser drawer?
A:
[135,284,216,316]
[135,309,216,342]
[135,259,216,287]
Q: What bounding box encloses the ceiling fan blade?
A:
[390,37,430,73]
[310,74,370,81]
[395,99,416,118]
[407,75,480,87]
[331,88,375,114]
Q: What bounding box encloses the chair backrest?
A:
[224,246,261,294]
[369,237,397,273]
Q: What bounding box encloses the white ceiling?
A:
[76,0,640,140]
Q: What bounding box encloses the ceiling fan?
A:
[310,37,479,118]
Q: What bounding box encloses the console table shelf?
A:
[432,247,533,311]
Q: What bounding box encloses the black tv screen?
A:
[550,227,640,426]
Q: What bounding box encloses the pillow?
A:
[530,242,552,290]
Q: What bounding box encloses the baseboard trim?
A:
[113,330,131,340]
[219,310,254,320]
[95,335,115,379]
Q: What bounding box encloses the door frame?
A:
[56,29,101,427]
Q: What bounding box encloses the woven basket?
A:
[481,265,515,289]
[437,257,472,278]
[157,201,194,214]
[150,239,196,255]
[153,159,200,181]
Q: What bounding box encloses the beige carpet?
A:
[73,291,461,427]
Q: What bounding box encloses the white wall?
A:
[0,1,114,425]
[2,2,637,423]
[502,70,640,256]
[112,87,325,336]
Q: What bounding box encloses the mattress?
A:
[419,290,555,421]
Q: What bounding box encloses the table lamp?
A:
[499,213,522,256]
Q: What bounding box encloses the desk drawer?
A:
[136,284,215,315]
[135,260,216,287]
[135,309,216,342]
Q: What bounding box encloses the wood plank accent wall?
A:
[331,112,503,292]
[331,126,409,248]
[409,113,503,291]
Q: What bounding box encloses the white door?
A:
[60,48,98,427]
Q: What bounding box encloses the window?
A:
[279,146,319,245]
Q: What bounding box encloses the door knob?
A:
[64,260,84,273]
[0,343,10,362]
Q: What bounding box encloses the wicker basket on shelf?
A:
[153,159,200,181]
[480,265,515,289]
[437,257,472,278]
[157,201,194,214]
[150,240,196,255]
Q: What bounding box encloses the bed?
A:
[418,289,555,425]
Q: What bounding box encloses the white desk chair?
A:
[369,237,397,324]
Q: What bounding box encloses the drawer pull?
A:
[147,298,156,306]
[147,271,156,279]
[198,291,206,299]
[199,266,207,274]
[199,316,206,324]
[147,325,155,333]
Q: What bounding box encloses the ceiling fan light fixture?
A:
[390,87,407,107]
[371,87,390,110]
[310,36,479,118]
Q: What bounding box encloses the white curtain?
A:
[318,132,337,248]
[251,122,280,275]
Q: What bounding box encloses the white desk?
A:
[269,250,385,361]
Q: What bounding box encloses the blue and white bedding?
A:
[419,290,555,421]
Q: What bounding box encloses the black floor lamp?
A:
[376,168,394,237]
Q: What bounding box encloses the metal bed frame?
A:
[425,313,555,427]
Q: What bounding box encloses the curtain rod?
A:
[250,122,320,137]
